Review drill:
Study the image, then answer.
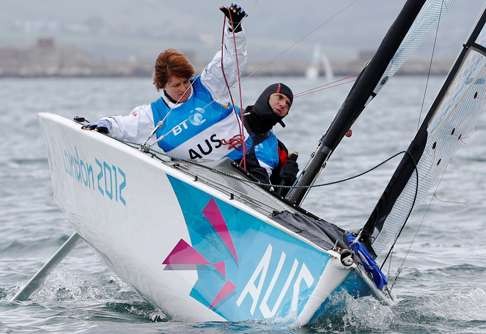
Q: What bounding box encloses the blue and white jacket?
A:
[100,30,281,176]
[101,30,248,162]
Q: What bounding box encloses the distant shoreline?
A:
[0,71,448,79]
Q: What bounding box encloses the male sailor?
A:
[240,83,299,196]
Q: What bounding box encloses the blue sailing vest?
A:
[151,76,250,161]
[252,132,280,170]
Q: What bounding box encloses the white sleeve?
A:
[101,105,155,145]
[200,29,247,104]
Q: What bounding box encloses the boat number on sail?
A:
[63,147,127,206]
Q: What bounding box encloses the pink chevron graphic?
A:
[163,240,227,278]
[203,199,239,264]
[212,261,226,278]
[210,281,236,309]
[162,239,209,266]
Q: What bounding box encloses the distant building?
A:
[36,37,56,49]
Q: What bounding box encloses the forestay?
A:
[363,9,486,258]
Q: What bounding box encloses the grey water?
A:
[0,76,485,333]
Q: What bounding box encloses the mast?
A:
[286,0,427,205]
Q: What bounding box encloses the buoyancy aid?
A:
[151,76,250,161]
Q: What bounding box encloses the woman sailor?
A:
[83,4,299,190]
[84,4,249,162]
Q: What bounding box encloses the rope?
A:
[295,76,356,98]
[140,2,358,150]
[220,16,248,170]
[144,146,410,191]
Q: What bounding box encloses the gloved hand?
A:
[242,149,271,186]
[81,119,112,134]
[220,4,247,32]
[280,154,299,186]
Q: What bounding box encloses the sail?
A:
[287,0,453,205]
[373,0,452,97]
[362,9,486,257]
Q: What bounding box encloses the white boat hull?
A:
[39,113,381,325]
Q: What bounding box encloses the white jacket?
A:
[101,30,248,149]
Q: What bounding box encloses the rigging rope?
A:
[140,1,358,149]
[295,76,356,98]
[220,16,248,170]
[141,145,412,191]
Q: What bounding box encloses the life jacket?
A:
[151,76,250,161]
[270,139,290,184]
[252,132,280,171]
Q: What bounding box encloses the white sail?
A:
[373,0,453,97]
[368,11,486,256]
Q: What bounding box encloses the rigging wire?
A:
[416,0,445,129]
[294,76,356,98]
[139,1,357,148]
[387,0,448,288]
[389,156,458,290]
[220,15,248,170]
[245,0,357,78]
[389,171,448,291]
[379,151,420,270]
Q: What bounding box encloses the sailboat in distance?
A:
[14,0,485,327]
[305,44,334,81]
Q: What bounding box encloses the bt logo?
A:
[171,108,207,136]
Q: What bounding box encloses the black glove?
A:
[280,154,299,186]
[240,149,271,188]
[81,119,111,134]
[220,4,247,32]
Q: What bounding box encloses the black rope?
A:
[140,145,409,191]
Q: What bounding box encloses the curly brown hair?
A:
[153,49,195,90]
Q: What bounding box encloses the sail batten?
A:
[363,8,486,258]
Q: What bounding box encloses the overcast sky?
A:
[1,0,484,62]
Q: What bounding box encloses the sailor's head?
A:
[153,49,195,103]
[245,83,293,134]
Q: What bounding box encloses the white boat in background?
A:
[13,0,486,327]
[305,44,334,81]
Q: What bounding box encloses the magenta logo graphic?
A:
[162,199,238,309]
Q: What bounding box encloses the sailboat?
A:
[305,44,334,81]
[13,0,486,326]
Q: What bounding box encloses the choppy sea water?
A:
[0,76,485,333]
